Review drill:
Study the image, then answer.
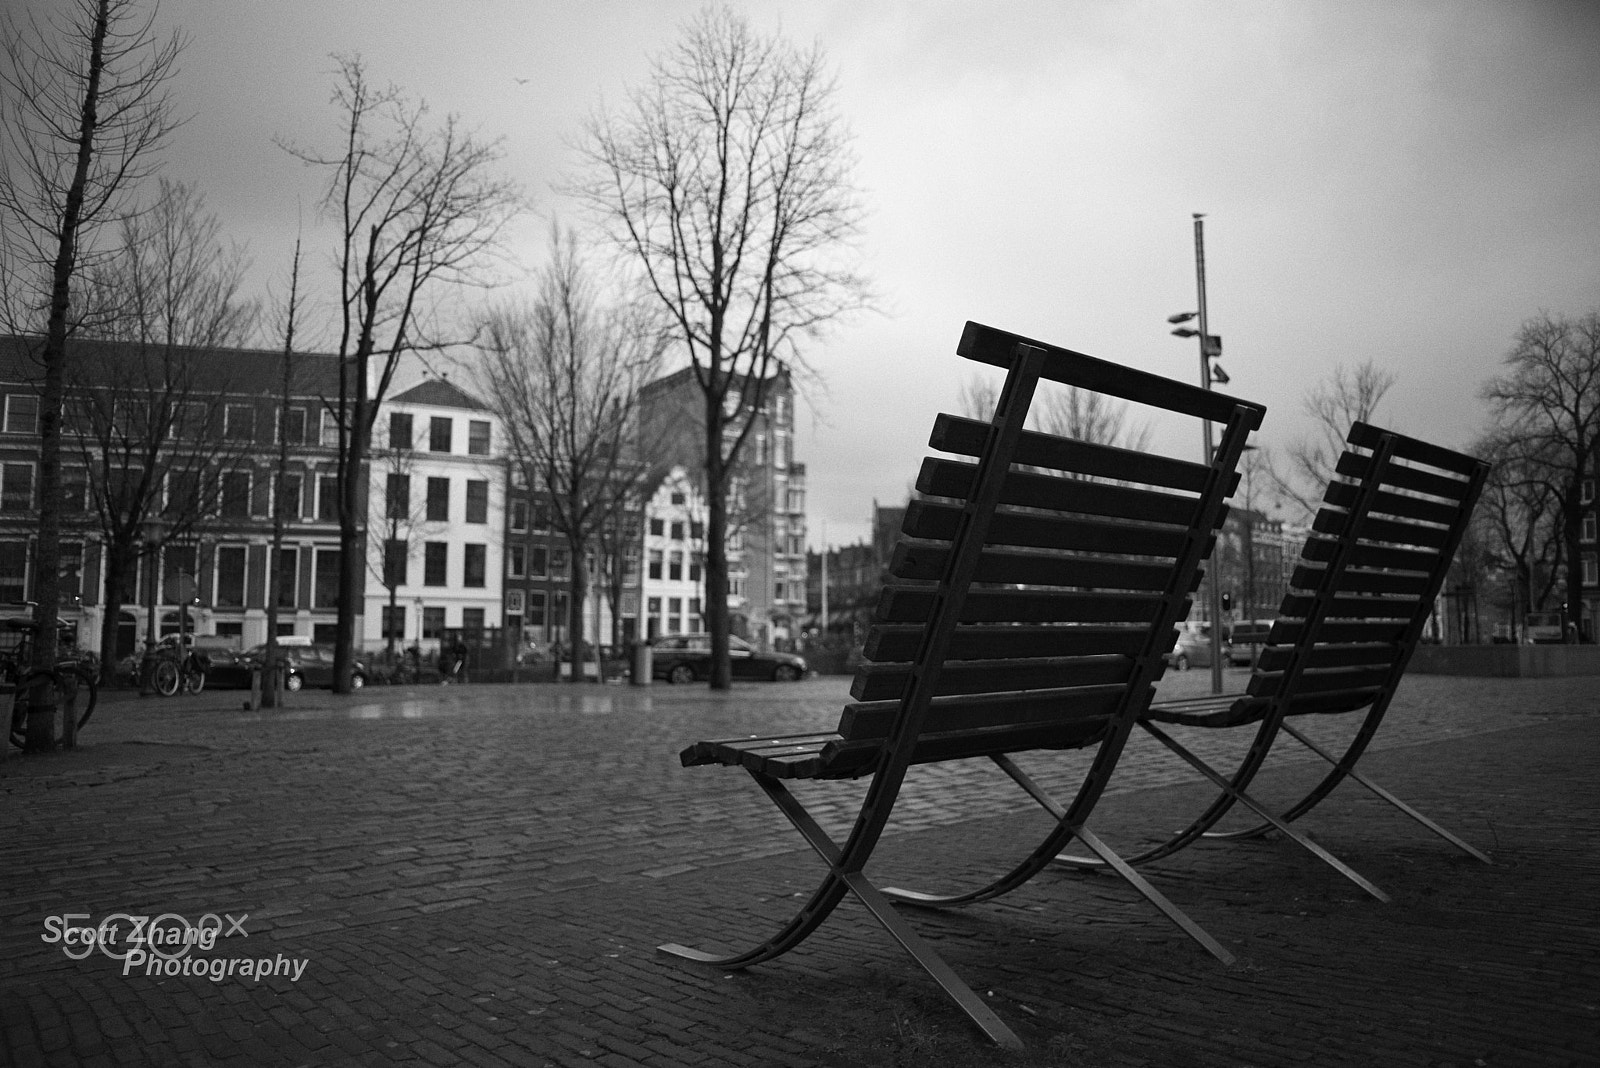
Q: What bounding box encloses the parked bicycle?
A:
[4,610,98,750]
[139,636,208,697]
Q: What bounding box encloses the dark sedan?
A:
[649,633,807,684]
[207,644,367,691]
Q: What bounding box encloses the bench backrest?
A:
[824,322,1266,777]
[1247,422,1489,714]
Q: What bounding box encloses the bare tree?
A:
[1269,359,1396,520]
[63,179,257,685]
[472,226,664,681]
[283,54,522,691]
[0,0,182,746]
[1473,428,1563,636]
[1481,310,1600,642]
[262,237,306,708]
[573,6,869,688]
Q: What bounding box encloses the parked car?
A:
[1164,624,1229,671]
[649,633,807,684]
[1227,619,1275,667]
[208,643,368,691]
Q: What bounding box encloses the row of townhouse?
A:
[1,335,808,662]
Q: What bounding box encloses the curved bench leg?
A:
[660,771,1025,1049]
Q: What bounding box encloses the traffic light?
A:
[1221,592,1232,612]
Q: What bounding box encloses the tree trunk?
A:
[567,541,586,682]
[704,391,731,690]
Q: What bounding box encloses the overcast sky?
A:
[29,0,1600,547]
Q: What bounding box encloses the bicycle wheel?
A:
[184,665,206,694]
[153,658,181,697]
[10,668,67,749]
[63,662,99,730]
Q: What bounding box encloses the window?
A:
[649,517,665,537]
[0,541,26,602]
[670,490,685,505]
[220,471,252,518]
[463,544,486,588]
[509,545,526,577]
[690,520,704,541]
[320,409,340,448]
[647,597,662,637]
[4,394,39,434]
[429,416,452,452]
[215,546,247,608]
[162,544,198,604]
[386,474,411,520]
[1584,513,1598,544]
[275,548,299,608]
[384,539,408,587]
[689,552,703,583]
[648,549,663,580]
[532,502,550,531]
[667,597,682,634]
[1583,479,1596,506]
[4,460,37,511]
[529,545,548,578]
[689,598,702,633]
[422,606,446,639]
[389,412,413,451]
[382,605,406,640]
[1584,553,1598,586]
[467,419,490,456]
[511,500,528,531]
[225,404,255,442]
[424,542,448,586]
[278,407,306,446]
[527,591,546,629]
[58,541,83,602]
[462,607,485,634]
[317,474,340,521]
[551,547,569,580]
[426,477,449,522]
[506,589,524,614]
[465,480,488,523]
[278,473,303,520]
[164,468,200,517]
[313,548,341,608]
[60,465,88,513]
[670,520,684,541]
[668,551,682,582]
[624,546,639,581]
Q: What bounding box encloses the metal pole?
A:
[1193,214,1224,695]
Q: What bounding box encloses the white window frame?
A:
[1,461,36,512]
[4,393,39,434]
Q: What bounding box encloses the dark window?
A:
[162,544,197,603]
[0,463,32,512]
[422,606,445,638]
[463,544,486,588]
[279,473,303,519]
[164,469,200,517]
[668,552,682,582]
[690,520,704,540]
[649,517,664,537]
[220,471,252,518]
[4,393,39,434]
[465,480,488,524]
[529,545,548,577]
[318,474,339,521]
[0,541,26,602]
[58,541,83,601]
[279,407,306,445]
[275,548,298,608]
[462,606,485,633]
[225,404,255,442]
[429,416,452,452]
[60,465,88,513]
[510,500,528,531]
[527,591,546,628]
[551,548,569,580]
[389,412,413,451]
[508,545,525,577]
[384,539,408,588]
[532,502,550,531]
[216,546,247,607]
[648,549,663,580]
[314,548,341,608]
[386,473,410,519]
[424,542,448,586]
[670,521,684,541]
[382,605,406,639]
[426,477,449,522]
[467,419,490,456]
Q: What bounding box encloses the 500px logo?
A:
[41,912,248,961]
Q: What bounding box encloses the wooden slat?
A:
[1247,665,1395,698]
[878,586,1163,625]
[1289,565,1431,597]
[863,623,1153,662]
[1299,534,1438,573]
[958,321,1265,427]
[1278,688,1383,716]
[1267,619,1410,646]
[903,499,1194,558]
[1278,594,1421,620]
[1334,452,1469,502]
[1312,508,1453,550]
[817,712,1130,775]
[1323,481,1462,527]
[1255,643,1401,673]
[918,457,1199,526]
[839,684,1126,739]
[890,541,1192,592]
[1348,421,1483,477]
[929,414,1217,493]
[850,654,1132,702]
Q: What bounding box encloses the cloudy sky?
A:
[26,0,1600,547]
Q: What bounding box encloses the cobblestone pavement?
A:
[2,670,1597,1066]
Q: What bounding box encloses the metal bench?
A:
[661,321,1266,1047]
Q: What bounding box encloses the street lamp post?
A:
[1169,214,1229,694]
[140,516,166,694]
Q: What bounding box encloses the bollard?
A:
[245,667,261,711]
[630,642,652,686]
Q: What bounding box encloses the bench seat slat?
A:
[1322,481,1463,526]
[1247,665,1395,698]
[918,458,1199,527]
[1335,452,1470,501]
[1267,619,1410,645]
[1277,593,1424,620]
[929,414,1220,493]
[863,623,1156,662]
[1289,565,1430,597]
[1312,507,1453,549]
[839,683,1128,738]
[878,586,1164,625]
[1255,643,1401,673]
[903,500,1197,558]
[891,541,1195,592]
[1347,420,1482,477]
[850,654,1132,701]
[1298,534,1439,573]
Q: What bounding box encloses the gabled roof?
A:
[388,377,488,412]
